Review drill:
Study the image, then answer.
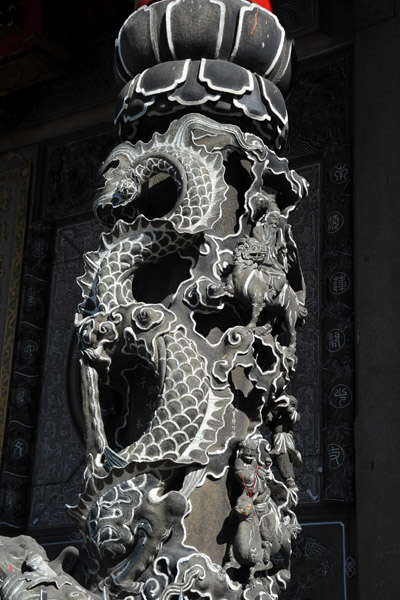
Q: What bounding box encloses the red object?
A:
[250,462,261,497]
[134,0,272,12]
[241,463,262,499]
[134,0,153,8]
[9,565,12,572]
[240,472,251,497]
[250,0,273,11]
[0,0,42,63]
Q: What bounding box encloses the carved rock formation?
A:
[0,2,309,599]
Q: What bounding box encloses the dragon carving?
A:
[0,2,311,599]
[62,113,307,599]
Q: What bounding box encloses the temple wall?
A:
[354,4,400,598]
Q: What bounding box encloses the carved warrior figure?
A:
[0,1,309,599]
[227,195,307,344]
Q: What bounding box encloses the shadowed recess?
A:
[132,252,193,304]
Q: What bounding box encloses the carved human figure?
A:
[252,208,288,273]
[266,394,303,490]
[230,439,293,576]
[233,439,261,495]
[228,200,307,345]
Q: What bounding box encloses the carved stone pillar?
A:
[0,2,309,599]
